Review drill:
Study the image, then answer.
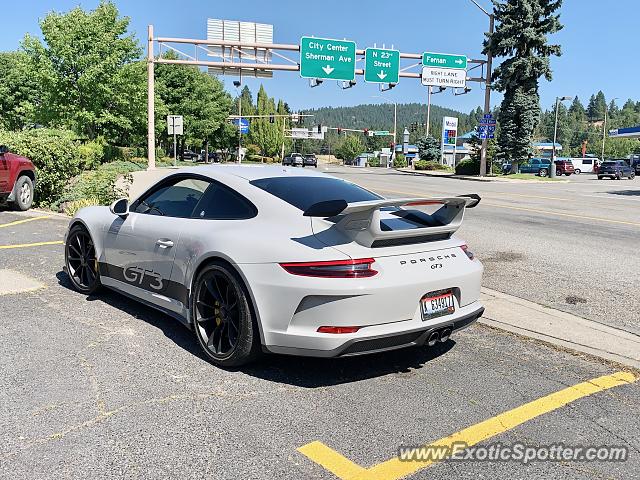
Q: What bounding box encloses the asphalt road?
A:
[0,205,638,480]
[327,167,640,335]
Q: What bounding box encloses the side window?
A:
[133,177,210,218]
[531,159,540,165]
[583,159,592,165]
[192,183,257,220]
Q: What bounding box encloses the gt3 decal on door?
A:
[123,265,164,291]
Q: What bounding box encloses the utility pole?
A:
[147,25,155,170]
[469,1,494,177]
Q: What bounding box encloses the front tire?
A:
[65,225,101,294]
[539,168,548,177]
[191,262,260,367]
[11,175,34,211]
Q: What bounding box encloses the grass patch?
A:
[503,173,565,181]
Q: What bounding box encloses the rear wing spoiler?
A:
[303,194,481,247]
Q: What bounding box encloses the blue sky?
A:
[3,0,639,115]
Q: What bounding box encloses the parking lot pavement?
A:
[326,166,640,336]
[0,209,639,479]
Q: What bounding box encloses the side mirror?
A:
[109,198,129,217]
[0,145,9,155]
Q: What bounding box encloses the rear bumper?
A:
[264,305,484,357]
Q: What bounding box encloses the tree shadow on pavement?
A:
[57,269,457,388]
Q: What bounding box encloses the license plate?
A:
[421,290,455,320]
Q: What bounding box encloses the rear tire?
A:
[575,169,581,174]
[191,262,260,367]
[11,175,34,211]
[597,176,603,180]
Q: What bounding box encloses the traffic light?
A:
[337,127,342,135]
[317,124,322,134]
[269,115,274,124]
[363,128,369,137]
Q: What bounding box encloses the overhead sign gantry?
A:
[145,23,489,169]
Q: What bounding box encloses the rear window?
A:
[250,176,381,211]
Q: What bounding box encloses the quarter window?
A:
[192,183,257,220]
[133,177,210,218]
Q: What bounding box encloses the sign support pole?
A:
[173,129,177,167]
[147,24,156,170]
[426,86,432,136]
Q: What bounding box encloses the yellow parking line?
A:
[370,186,640,228]
[0,240,64,250]
[0,215,52,228]
[298,371,636,480]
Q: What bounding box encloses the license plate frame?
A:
[420,289,455,321]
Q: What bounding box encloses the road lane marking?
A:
[364,186,640,228]
[0,240,64,250]
[298,371,637,480]
[0,215,52,228]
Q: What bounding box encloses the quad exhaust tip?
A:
[439,327,452,343]
[427,327,453,347]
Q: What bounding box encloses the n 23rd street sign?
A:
[300,37,356,81]
[364,48,400,84]
[421,67,467,88]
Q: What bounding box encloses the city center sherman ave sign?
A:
[300,37,356,81]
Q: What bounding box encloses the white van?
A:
[570,158,598,174]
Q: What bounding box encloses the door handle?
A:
[156,239,174,248]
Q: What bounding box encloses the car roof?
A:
[175,164,330,182]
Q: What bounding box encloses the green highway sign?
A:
[364,48,400,84]
[372,130,391,136]
[422,52,467,70]
[300,37,356,81]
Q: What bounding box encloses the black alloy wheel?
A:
[192,263,259,367]
[65,225,101,294]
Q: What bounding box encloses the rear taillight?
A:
[317,326,360,334]
[460,244,475,260]
[279,258,377,278]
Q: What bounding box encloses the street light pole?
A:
[469,0,494,177]
[372,95,397,161]
[551,96,573,178]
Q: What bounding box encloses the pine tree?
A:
[484,0,563,165]
[416,135,441,161]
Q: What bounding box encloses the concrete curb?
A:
[480,287,640,369]
[395,168,570,184]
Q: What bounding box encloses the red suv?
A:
[554,159,575,176]
[0,145,36,210]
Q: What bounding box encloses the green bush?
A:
[393,154,407,168]
[367,157,380,167]
[245,144,261,161]
[415,160,451,171]
[58,160,144,212]
[77,140,105,170]
[0,128,84,206]
[455,159,502,175]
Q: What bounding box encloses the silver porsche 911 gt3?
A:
[64,165,484,367]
